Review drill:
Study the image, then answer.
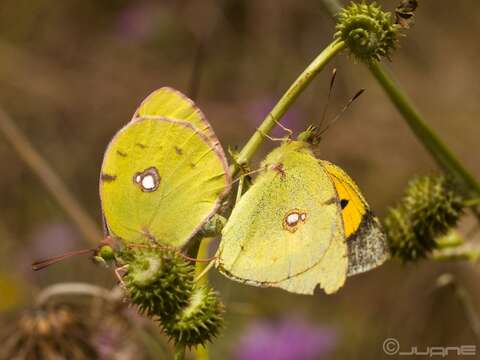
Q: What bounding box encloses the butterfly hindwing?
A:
[100,117,230,247]
[321,161,390,276]
[216,141,348,295]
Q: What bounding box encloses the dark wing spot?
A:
[101,173,117,182]
[190,163,196,168]
[271,163,286,179]
[135,143,146,149]
[340,199,349,209]
[116,150,127,157]
[174,146,183,155]
[324,197,337,205]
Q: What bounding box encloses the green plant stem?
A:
[435,231,465,249]
[231,38,346,177]
[0,107,102,246]
[319,0,480,200]
[174,343,186,360]
[368,62,480,198]
[433,248,480,262]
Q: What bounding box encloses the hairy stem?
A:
[0,107,102,246]
[231,39,346,176]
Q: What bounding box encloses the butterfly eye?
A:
[340,199,349,209]
[134,167,161,192]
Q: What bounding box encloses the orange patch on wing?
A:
[322,161,368,239]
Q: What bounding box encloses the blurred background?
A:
[1,0,479,359]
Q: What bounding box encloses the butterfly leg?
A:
[273,118,293,138]
[257,128,287,142]
[194,260,215,283]
[114,265,129,286]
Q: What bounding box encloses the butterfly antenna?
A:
[318,68,337,132]
[32,249,95,271]
[318,88,365,137]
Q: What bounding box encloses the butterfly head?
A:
[297,125,322,146]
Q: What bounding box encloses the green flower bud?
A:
[335,1,400,62]
[384,175,465,262]
[123,247,195,318]
[162,286,224,348]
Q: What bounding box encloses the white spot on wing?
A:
[286,213,300,226]
[141,175,156,190]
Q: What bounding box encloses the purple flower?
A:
[235,317,336,360]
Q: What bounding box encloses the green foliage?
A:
[385,175,464,262]
[335,1,400,62]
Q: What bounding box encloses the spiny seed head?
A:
[384,175,465,262]
[404,176,464,239]
[122,247,195,318]
[384,206,424,261]
[335,1,401,62]
[162,286,225,348]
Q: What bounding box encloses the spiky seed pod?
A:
[384,175,465,262]
[384,206,424,261]
[123,247,195,318]
[0,305,97,360]
[162,286,225,348]
[335,1,400,62]
[404,176,464,239]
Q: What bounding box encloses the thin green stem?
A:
[319,0,480,200]
[368,62,480,198]
[174,343,186,360]
[435,231,465,249]
[231,39,346,177]
[433,248,480,262]
[465,198,480,207]
[0,106,102,246]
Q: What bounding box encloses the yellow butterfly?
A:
[215,126,389,295]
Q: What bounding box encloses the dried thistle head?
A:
[1,305,97,360]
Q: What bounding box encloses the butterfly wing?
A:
[100,117,230,247]
[131,87,226,158]
[217,141,347,295]
[320,161,390,276]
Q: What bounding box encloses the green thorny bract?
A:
[384,175,464,262]
[163,285,225,348]
[121,246,224,347]
[335,1,401,62]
